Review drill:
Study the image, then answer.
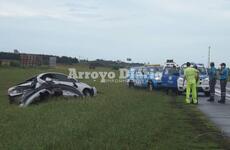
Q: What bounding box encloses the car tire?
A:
[40,91,50,100]
[177,91,183,95]
[148,81,153,91]
[129,81,134,88]
[205,92,210,97]
[83,89,92,96]
[57,84,83,97]
[9,96,15,104]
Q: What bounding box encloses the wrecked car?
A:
[8,72,97,107]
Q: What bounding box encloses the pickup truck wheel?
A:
[148,82,153,91]
[129,82,134,88]
[177,91,183,95]
[205,92,210,97]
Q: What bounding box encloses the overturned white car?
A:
[8,72,97,107]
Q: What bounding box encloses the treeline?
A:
[0,52,141,68]
[0,52,79,65]
[0,52,20,60]
[88,59,143,70]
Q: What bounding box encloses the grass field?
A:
[0,65,229,150]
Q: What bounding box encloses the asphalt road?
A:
[198,82,230,137]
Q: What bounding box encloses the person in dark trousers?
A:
[218,63,229,104]
[207,62,217,102]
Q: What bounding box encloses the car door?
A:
[165,68,179,88]
[135,68,143,87]
[142,68,149,87]
[161,68,169,88]
[129,68,135,82]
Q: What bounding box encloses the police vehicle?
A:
[161,66,180,93]
[127,66,163,90]
[142,65,163,90]
[177,63,210,96]
[126,67,138,87]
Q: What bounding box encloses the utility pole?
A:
[208,46,211,68]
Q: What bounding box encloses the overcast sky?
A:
[0,0,230,65]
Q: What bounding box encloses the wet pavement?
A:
[198,82,230,137]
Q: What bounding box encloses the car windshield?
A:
[147,67,163,73]
[164,67,179,75]
[197,67,207,75]
[130,68,137,72]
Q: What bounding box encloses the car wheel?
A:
[148,82,153,91]
[40,91,50,100]
[9,96,15,104]
[205,92,210,97]
[57,84,83,97]
[53,88,63,97]
[177,91,183,95]
[129,81,134,88]
[83,89,92,96]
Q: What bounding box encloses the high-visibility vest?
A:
[184,67,198,83]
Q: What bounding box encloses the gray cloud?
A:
[0,0,230,65]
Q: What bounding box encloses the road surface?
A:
[198,82,230,137]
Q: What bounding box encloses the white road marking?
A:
[216,86,230,91]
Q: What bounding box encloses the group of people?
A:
[208,62,229,103]
[184,62,229,104]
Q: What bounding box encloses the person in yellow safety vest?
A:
[183,62,199,104]
[193,64,200,100]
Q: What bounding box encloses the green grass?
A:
[0,66,229,150]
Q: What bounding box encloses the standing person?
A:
[218,63,229,104]
[193,65,200,83]
[184,62,199,104]
[207,62,217,102]
[193,64,200,102]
